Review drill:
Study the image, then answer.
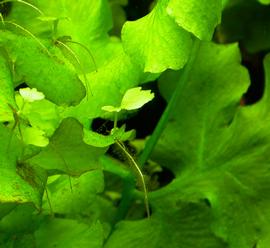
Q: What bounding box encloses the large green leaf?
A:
[0,30,86,106]
[62,49,143,125]
[0,54,15,122]
[7,0,120,72]
[105,201,227,248]
[28,118,106,176]
[167,0,222,40]
[0,124,46,208]
[42,170,104,220]
[122,0,222,73]
[35,218,104,248]
[150,43,270,247]
[122,0,192,73]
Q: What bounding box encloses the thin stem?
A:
[65,40,98,73]
[55,39,92,98]
[2,21,51,56]
[113,112,118,129]
[0,0,44,15]
[138,39,201,167]
[44,185,54,216]
[115,140,150,218]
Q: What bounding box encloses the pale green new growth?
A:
[19,87,45,102]
[102,87,154,113]
[121,87,154,110]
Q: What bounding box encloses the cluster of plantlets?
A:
[1,0,270,247]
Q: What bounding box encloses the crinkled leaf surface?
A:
[0,55,16,122]
[122,0,192,73]
[151,43,270,247]
[0,30,85,105]
[105,201,227,248]
[35,219,104,248]
[167,0,222,40]
[42,170,104,219]
[0,124,46,208]
[62,50,142,125]
[28,118,106,176]
[7,0,120,72]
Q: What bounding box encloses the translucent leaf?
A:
[122,0,192,73]
[167,0,222,40]
[120,87,154,111]
[19,88,44,103]
[101,105,121,113]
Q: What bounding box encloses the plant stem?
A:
[138,39,201,167]
[113,112,118,129]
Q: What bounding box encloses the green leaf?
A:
[102,87,154,113]
[62,49,143,125]
[120,87,154,111]
[42,170,104,219]
[101,105,121,113]
[0,30,86,106]
[122,0,192,73]
[167,0,222,40]
[217,1,270,53]
[35,219,104,248]
[28,118,106,176]
[19,88,44,103]
[0,54,16,122]
[84,125,135,147]
[21,126,49,147]
[156,42,249,174]
[258,0,270,4]
[0,124,46,208]
[105,202,227,248]
[17,97,60,137]
[151,43,270,247]
[7,0,118,72]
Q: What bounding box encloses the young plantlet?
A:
[102,86,154,218]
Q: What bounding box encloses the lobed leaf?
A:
[28,118,106,176]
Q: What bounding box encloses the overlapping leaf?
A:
[42,171,104,219]
[149,43,270,247]
[122,0,222,73]
[28,118,106,176]
[0,55,16,122]
[105,201,227,248]
[35,219,104,248]
[0,30,86,105]
[0,123,46,208]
